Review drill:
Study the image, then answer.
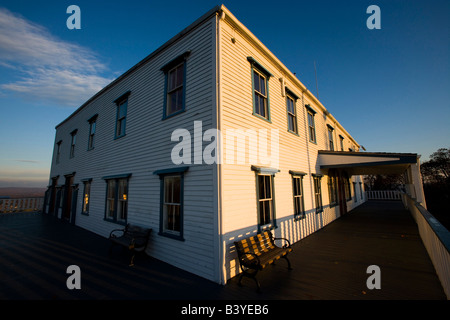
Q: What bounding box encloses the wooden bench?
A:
[234,231,293,292]
[109,224,152,266]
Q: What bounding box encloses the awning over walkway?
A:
[318,151,418,175]
[318,150,426,208]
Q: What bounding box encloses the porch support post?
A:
[406,159,427,209]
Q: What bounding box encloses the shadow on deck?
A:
[0,201,446,301]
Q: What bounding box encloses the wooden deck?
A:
[0,201,446,303]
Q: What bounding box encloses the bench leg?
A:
[238,269,261,293]
[283,256,293,270]
[129,253,136,267]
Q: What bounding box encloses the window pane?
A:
[264,176,271,199]
[172,177,181,203]
[176,65,183,87]
[168,69,176,91]
[258,95,266,118]
[254,94,260,115]
[253,72,260,92]
[164,177,173,203]
[258,175,265,199]
[164,204,180,232]
[287,98,294,113]
[259,76,266,96]
[176,88,183,109]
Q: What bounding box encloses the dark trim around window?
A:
[153,166,189,241]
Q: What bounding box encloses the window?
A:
[306,106,316,143]
[313,175,323,213]
[163,175,181,235]
[257,174,274,226]
[87,114,97,150]
[114,91,130,139]
[253,70,268,119]
[115,100,127,138]
[252,165,278,230]
[103,174,130,224]
[166,64,184,116]
[343,173,352,201]
[70,130,77,158]
[339,135,344,151]
[56,140,62,164]
[328,173,338,207]
[286,92,298,134]
[248,57,272,121]
[290,171,306,219]
[161,51,190,119]
[327,125,334,151]
[154,166,188,240]
[81,179,92,215]
[353,182,358,202]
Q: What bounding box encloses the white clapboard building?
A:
[46,5,426,284]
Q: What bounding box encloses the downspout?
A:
[216,9,225,285]
[303,91,314,208]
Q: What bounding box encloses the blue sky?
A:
[0,0,449,187]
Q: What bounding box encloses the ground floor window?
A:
[257,174,274,226]
[328,173,338,207]
[153,166,189,241]
[103,174,130,224]
[290,171,306,220]
[163,175,182,235]
[313,175,323,213]
[81,179,92,215]
[252,165,279,231]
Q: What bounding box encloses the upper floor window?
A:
[286,89,299,134]
[114,92,130,139]
[327,125,334,151]
[248,57,272,122]
[339,135,344,151]
[167,63,184,116]
[306,105,316,143]
[87,114,98,150]
[70,130,77,158]
[161,51,191,119]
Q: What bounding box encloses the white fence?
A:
[0,197,45,213]
[366,190,401,200]
[402,193,450,299]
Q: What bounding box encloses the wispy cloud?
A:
[0,8,114,107]
[14,159,40,164]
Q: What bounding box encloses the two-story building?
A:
[45,5,425,284]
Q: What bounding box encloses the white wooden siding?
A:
[49,16,219,282]
[218,15,366,280]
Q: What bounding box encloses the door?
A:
[338,172,347,216]
[62,175,74,221]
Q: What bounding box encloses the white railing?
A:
[402,193,450,299]
[0,197,45,213]
[366,190,401,200]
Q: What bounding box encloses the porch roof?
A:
[318,150,419,175]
